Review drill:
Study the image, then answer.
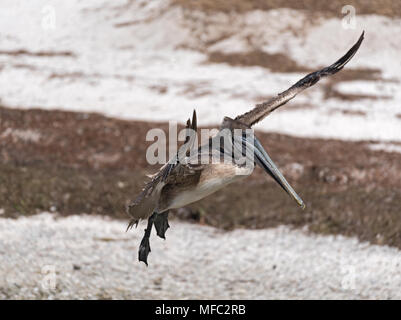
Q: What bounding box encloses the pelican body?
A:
[127,33,364,265]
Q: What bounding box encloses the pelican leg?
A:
[154,211,170,239]
[138,212,156,266]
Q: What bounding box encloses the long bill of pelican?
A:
[251,136,305,209]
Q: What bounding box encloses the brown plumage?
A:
[235,31,364,127]
[126,32,365,265]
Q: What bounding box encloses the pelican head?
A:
[222,116,305,209]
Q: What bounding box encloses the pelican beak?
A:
[253,137,305,209]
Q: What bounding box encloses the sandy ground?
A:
[1,213,401,300]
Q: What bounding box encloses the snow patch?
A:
[0,1,400,142]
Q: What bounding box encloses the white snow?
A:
[368,142,401,154]
[1,213,401,299]
[0,1,400,142]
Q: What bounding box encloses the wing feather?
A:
[235,32,364,127]
[126,110,200,226]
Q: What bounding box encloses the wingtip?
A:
[358,30,365,44]
[353,31,365,51]
[328,31,364,72]
[351,31,365,50]
[350,31,365,58]
[191,108,197,130]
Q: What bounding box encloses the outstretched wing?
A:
[234,32,364,127]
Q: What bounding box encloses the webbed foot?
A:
[154,211,170,239]
[138,213,155,266]
[138,234,151,266]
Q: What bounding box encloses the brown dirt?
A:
[0,49,75,57]
[1,106,401,248]
[172,0,401,18]
[208,50,311,73]
[328,109,367,117]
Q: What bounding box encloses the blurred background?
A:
[0,0,401,299]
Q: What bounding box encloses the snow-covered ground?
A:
[0,0,400,142]
[1,213,401,299]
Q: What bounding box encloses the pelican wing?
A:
[234,32,364,127]
[126,172,166,229]
[127,110,200,227]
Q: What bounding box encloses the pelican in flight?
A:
[127,32,364,265]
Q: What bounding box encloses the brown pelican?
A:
[127,32,364,265]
